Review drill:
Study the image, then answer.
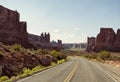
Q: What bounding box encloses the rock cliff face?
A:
[0,5,28,45]
[28,33,50,43]
[94,28,115,52]
[28,33,51,49]
[57,40,63,49]
[87,28,120,52]
[86,37,95,51]
[0,5,65,79]
[0,5,63,50]
[28,33,63,50]
[114,29,120,51]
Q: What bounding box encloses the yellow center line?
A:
[64,62,79,82]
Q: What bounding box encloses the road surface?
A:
[17,56,120,82]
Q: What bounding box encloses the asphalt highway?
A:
[17,56,120,82]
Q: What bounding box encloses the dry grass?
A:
[110,52,120,57]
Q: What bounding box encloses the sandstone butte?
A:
[0,5,28,45]
[0,5,64,78]
[87,28,120,52]
[0,5,62,50]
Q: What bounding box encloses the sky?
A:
[0,0,120,43]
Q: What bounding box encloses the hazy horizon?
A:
[1,0,120,43]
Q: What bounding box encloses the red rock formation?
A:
[89,28,120,52]
[94,28,115,52]
[0,5,28,45]
[0,5,62,49]
[40,33,50,42]
[28,33,63,50]
[28,33,51,48]
[114,29,120,51]
[57,40,63,49]
[28,33,50,43]
[86,37,95,51]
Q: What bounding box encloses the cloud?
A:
[63,33,74,38]
[73,27,80,31]
[52,29,60,33]
[51,30,87,43]
[80,33,87,43]
[61,33,87,43]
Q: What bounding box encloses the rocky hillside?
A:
[0,5,67,82]
[0,43,66,78]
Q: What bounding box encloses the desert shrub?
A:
[50,50,57,55]
[22,65,43,76]
[0,51,4,58]
[89,54,97,59]
[35,49,43,54]
[0,76,9,82]
[32,66,42,72]
[22,68,31,76]
[55,52,67,60]
[83,53,98,59]
[62,54,67,60]
[57,59,66,64]
[98,50,111,60]
[40,49,48,54]
[26,49,35,55]
[111,56,120,61]
[5,76,16,82]
[10,44,24,52]
[50,50,57,58]
[50,50,67,60]
[54,52,61,59]
[27,50,34,55]
[83,54,90,58]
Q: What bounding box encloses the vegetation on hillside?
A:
[0,43,67,82]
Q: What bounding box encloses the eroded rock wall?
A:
[0,5,28,45]
[114,29,120,51]
[87,28,120,52]
[86,37,95,51]
[94,28,115,52]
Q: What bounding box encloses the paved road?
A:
[17,56,120,82]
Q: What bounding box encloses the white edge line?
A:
[94,64,118,82]
[17,76,32,82]
[17,62,66,82]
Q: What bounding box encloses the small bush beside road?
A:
[98,51,110,60]
[83,50,120,62]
